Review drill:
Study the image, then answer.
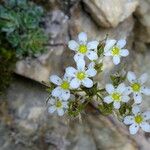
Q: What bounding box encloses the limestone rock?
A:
[0,76,138,150]
[15,45,73,83]
[83,0,139,28]
[44,10,69,45]
[69,4,134,41]
[134,0,150,43]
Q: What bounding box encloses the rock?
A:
[15,45,73,83]
[135,0,150,45]
[0,76,139,150]
[87,115,137,150]
[69,4,134,41]
[83,0,138,28]
[44,10,69,45]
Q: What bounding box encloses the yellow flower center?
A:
[60,81,70,90]
[112,46,120,56]
[112,92,121,101]
[77,72,86,80]
[134,115,143,124]
[56,100,62,108]
[78,45,87,54]
[131,83,141,92]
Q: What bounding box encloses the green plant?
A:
[0,47,16,95]
[0,0,48,58]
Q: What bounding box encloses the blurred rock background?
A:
[0,0,150,150]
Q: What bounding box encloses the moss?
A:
[0,46,16,95]
[0,0,48,58]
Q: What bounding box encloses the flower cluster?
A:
[47,32,150,135]
[104,72,150,134]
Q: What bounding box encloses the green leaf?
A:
[67,100,84,117]
[7,31,20,47]
[81,83,98,96]
[119,103,132,116]
[97,42,105,57]
[110,73,126,87]
[98,102,113,115]
[95,63,103,73]
[0,0,47,58]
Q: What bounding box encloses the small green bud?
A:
[97,42,105,57]
[98,102,113,115]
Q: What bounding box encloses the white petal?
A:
[61,90,70,101]
[138,73,148,84]
[63,74,72,82]
[51,87,62,97]
[133,93,142,104]
[129,124,139,135]
[120,49,129,57]
[50,75,62,85]
[87,41,99,50]
[142,111,150,121]
[82,78,93,88]
[116,39,126,48]
[104,50,112,56]
[86,51,98,61]
[127,71,136,83]
[65,67,77,77]
[116,83,126,93]
[48,97,55,105]
[104,39,116,52]
[104,96,113,104]
[78,32,87,44]
[70,78,81,89]
[57,109,64,116]
[86,68,97,77]
[76,59,85,71]
[105,84,114,94]
[88,62,95,69]
[141,87,150,95]
[62,102,68,108]
[132,105,141,115]
[122,95,130,102]
[74,53,84,62]
[113,102,120,109]
[124,116,134,125]
[125,86,132,95]
[113,56,120,65]
[68,40,79,51]
[48,106,56,113]
[140,122,150,132]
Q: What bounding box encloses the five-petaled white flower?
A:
[48,96,68,116]
[104,39,129,65]
[104,83,130,109]
[126,71,150,104]
[65,60,97,89]
[124,105,150,135]
[50,75,71,101]
[68,32,99,62]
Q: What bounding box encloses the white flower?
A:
[65,60,97,89]
[104,39,129,65]
[68,32,99,62]
[104,83,130,109]
[124,105,150,135]
[48,96,68,116]
[50,75,71,101]
[126,71,150,104]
